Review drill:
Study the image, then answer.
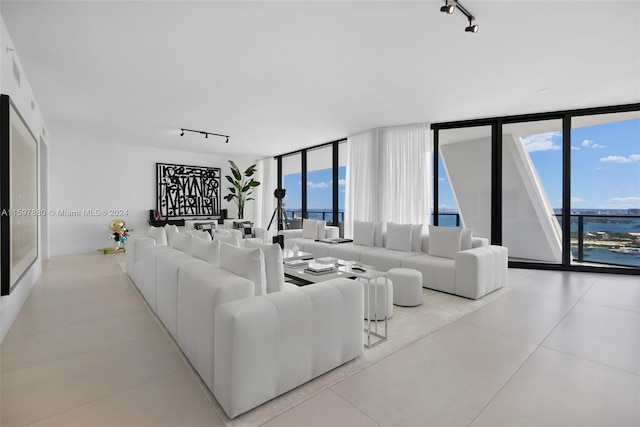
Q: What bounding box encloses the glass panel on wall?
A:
[281,153,302,229]
[501,120,563,263]
[438,126,492,240]
[571,111,640,269]
[306,145,333,223]
[434,155,461,227]
[338,142,347,235]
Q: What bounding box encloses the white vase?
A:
[292,243,300,253]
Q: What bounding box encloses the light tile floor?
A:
[1,254,639,426]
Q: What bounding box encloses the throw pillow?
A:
[213,231,239,247]
[373,221,385,247]
[317,221,326,239]
[302,219,318,239]
[190,238,221,266]
[428,225,463,259]
[192,229,212,241]
[461,228,473,251]
[386,222,412,251]
[353,220,374,247]
[164,224,180,247]
[245,240,284,293]
[173,233,192,253]
[147,226,167,245]
[411,224,423,252]
[219,242,267,296]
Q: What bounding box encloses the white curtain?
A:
[344,124,431,237]
[253,157,276,237]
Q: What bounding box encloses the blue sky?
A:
[282,166,346,211]
[440,118,639,211]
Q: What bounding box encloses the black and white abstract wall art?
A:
[156,163,221,218]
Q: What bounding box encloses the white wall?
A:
[49,139,258,255]
[1,17,50,341]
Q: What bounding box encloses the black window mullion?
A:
[301,150,307,219]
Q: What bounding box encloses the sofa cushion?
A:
[147,226,168,245]
[193,229,213,241]
[386,222,412,252]
[303,219,318,239]
[245,240,285,293]
[401,253,456,294]
[327,242,377,262]
[411,224,423,252]
[353,220,374,247]
[373,222,385,247]
[428,225,462,259]
[360,248,418,272]
[164,224,180,247]
[190,238,221,266]
[461,228,473,251]
[214,230,240,247]
[317,221,326,239]
[173,233,192,253]
[219,242,267,296]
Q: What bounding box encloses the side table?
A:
[351,268,389,348]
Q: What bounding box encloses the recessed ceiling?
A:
[2,1,638,158]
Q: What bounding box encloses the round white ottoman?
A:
[389,268,423,307]
[361,277,394,320]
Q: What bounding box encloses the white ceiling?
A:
[2,1,639,159]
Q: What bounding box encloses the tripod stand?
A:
[267,199,289,231]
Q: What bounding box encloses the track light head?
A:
[205,133,208,138]
[180,129,184,136]
[440,4,455,14]
[225,136,229,143]
[465,23,478,33]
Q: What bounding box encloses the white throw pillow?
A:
[386,222,412,251]
[461,228,473,251]
[373,221,385,247]
[164,224,180,247]
[317,221,326,239]
[245,240,284,293]
[214,231,239,247]
[411,224,423,252]
[219,242,267,296]
[147,226,167,245]
[173,233,192,253]
[302,219,318,239]
[353,220,374,247]
[191,238,221,266]
[192,229,212,241]
[428,225,463,259]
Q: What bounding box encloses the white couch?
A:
[125,225,363,419]
[279,221,508,300]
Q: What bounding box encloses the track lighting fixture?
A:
[179,128,230,143]
[440,0,455,14]
[440,0,479,33]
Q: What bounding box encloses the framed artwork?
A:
[1,95,39,296]
[156,163,221,218]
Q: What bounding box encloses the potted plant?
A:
[223,161,260,219]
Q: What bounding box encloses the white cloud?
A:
[338,179,346,187]
[600,154,640,163]
[521,132,561,152]
[571,197,585,203]
[307,181,329,189]
[599,196,640,209]
[582,139,606,149]
[439,177,447,181]
[571,146,580,151]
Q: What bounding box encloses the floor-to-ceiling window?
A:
[276,139,346,230]
[433,102,640,274]
[570,111,640,268]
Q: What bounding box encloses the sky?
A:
[283,118,639,214]
[439,118,640,212]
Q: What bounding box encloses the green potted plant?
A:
[223,161,260,219]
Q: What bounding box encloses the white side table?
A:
[351,267,389,348]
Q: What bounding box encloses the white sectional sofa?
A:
[125,225,364,419]
[280,220,508,299]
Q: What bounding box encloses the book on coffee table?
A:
[284,259,309,268]
[303,266,337,276]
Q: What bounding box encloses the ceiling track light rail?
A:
[180,128,230,143]
[440,0,479,33]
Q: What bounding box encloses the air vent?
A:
[12,57,20,86]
